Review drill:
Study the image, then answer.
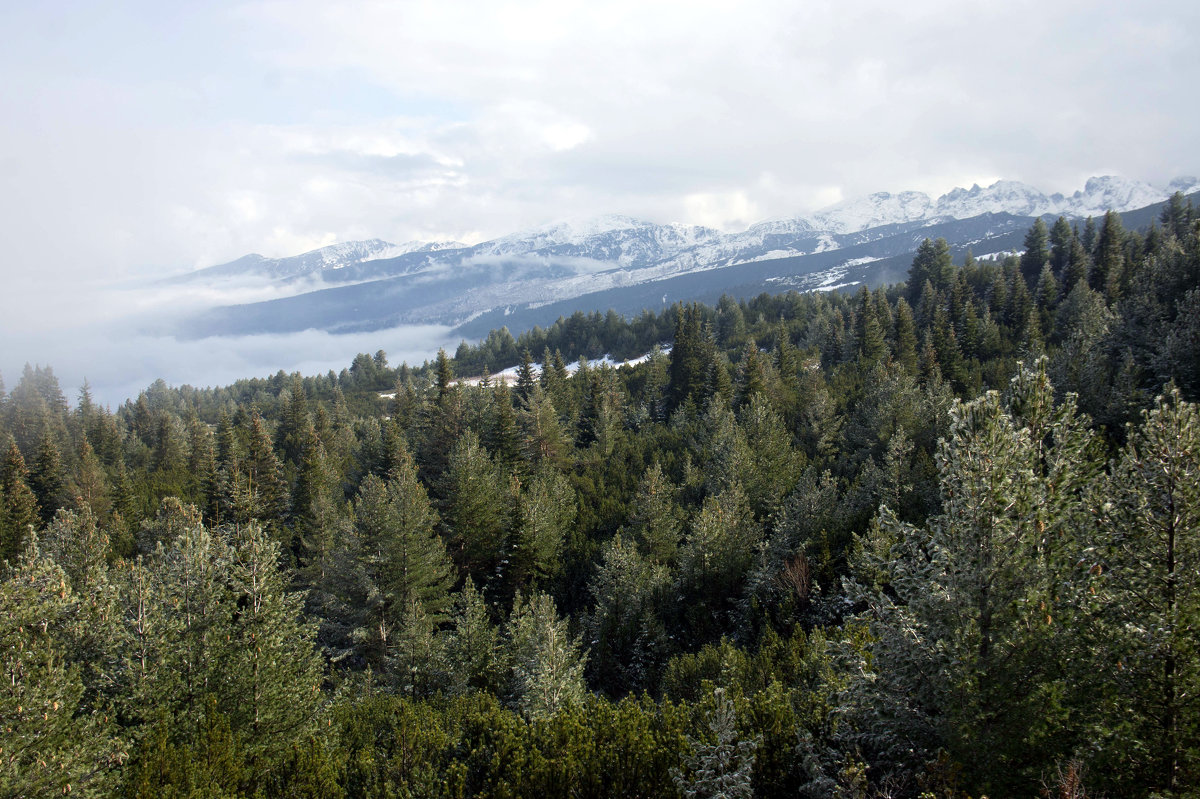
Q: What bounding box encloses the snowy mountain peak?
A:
[179,174,1194,292]
[311,239,396,268]
[809,190,935,234]
[365,239,467,262]
[1069,176,1163,217]
[934,180,1047,218]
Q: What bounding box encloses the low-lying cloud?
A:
[1,280,456,408]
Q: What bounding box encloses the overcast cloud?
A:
[1,0,1197,403]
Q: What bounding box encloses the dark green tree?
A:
[1,441,40,561]
[1020,217,1050,286]
[1088,387,1200,794]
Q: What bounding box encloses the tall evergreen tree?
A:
[907,238,954,302]
[843,362,1101,794]
[1093,210,1127,301]
[442,431,512,588]
[669,303,716,413]
[0,441,39,561]
[1020,217,1050,286]
[505,591,588,720]
[1088,387,1200,794]
[29,425,67,524]
[0,553,123,797]
[626,462,683,565]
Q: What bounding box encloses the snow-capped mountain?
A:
[168,238,399,284]
[810,175,1178,235]
[175,175,1192,289]
[466,215,724,269]
[168,174,1197,340]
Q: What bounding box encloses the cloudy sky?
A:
[1,0,1197,401]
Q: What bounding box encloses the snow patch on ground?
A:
[383,345,675,393]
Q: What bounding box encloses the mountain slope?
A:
[167,177,1199,340]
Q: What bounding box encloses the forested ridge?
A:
[2,196,1200,797]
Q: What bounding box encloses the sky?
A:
[1,0,1197,403]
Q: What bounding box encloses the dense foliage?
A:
[2,196,1199,797]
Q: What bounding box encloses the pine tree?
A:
[30,426,66,524]
[627,462,684,565]
[505,591,588,720]
[243,411,288,527]
[275,375,311,467]
[293,430,343,576]
[484,379,521,469]
[515,348,537,406]
[669,303,716,413]
[1088,387,1200,794]
[519,383,571,469]
[642,344,671,425]
[511,466,575,589]
[739,392,802,519]
[671,687,758,799]
[442,431,511,588]
[443,578,504,696]
[677,483,761,643]
[735,343,769,409]
[1093,210,1127,301]
[124,515,324,789]
[892,297,919,374]
[907,238,954,301]
[1063,234,1092,294]
[0,441,39,561]
[843,361,1101,793]
[1161,191,1192,240]
[584,534,671,693]
[71,437,109,516]
[0,553,124,797]
[1020,217,1050,286]
[351,463,454,675]
[223,521,324,770]
[1049,215,1075,278]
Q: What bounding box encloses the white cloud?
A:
[1,0,1197,402]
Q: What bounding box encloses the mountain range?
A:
[166,175,1199,342]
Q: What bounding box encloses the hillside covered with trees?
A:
[3,196,1200,797]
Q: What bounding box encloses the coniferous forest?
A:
[4,198,1200,797]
